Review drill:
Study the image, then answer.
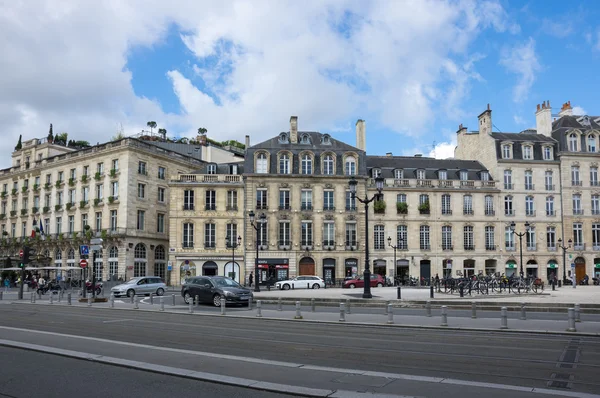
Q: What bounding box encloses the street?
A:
[0,304,599,397]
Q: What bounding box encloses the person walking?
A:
[3,277,9,292]
[248,272,253,287]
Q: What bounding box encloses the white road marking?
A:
[102,319,134,324]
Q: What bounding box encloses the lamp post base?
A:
[362,293,372,299]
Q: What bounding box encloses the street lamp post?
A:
[387,236,403,286]
[349,176,384,299]
[557,238,573,288]
[510,221,530,278]
[249,211,266,293]
[226,234,242,282]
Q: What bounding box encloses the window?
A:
[526,227,536,250]
[394,169,403,180]
[546,227,556,249]
[522,145,532,160]
[137,210,145,230]
[69,169,76,180]
[346,191,356,211]
[256,189,268,209]
[137,183,145,199]
[417,169,426,180]
[525,196,535,216]
[323,222,335,246]
[346,223,357,247]
[301,134,310,144]
[110,210,117,231]
[45,174,51,184]
[111,159,119,172]
[301,190,313,210]
[591,167,599,186]
[438,170,447,180]
[95,184,103,200]
[68,189,76,204]
[158,166,165,180]
[396,194,406,203]
[157,213,165,233]
[183,190,194,210]
[502,145,511,159]
[460,170,468,181]
[572,166,581,185]
[442,226,452,250]
[545,171,554,190]
[83,166,89,177]
[504,170,512,189]
[588,135,597,153]
[592,195,600,215]
[56,216,62,235]
[463,195,473,215]
[396,225,407,249]
[82,186,89,202]
[323,155,334,175]
[546,196,555,216]
[524,171,533,190]
[207,164,216,174]
[205,190,216,210]
[157,187,165,203]
[485,226,495,250]
[372,169,381,178]
[81,214,88,230]
[573,223,583,249]
[227,190,238,210]
[419,194,429,205]
[505,227,514,250]
[21,222,26,238]
[593,224,600,249]
[485,195,494,215]
[279,222,290,247]
[255,153,268,174]
[374,225,385,250]
[441,194,451,215]
[95,212,102,231]
[58,171,64,182]
[138,161,147,175]
[44,218,50,235]
[279,154,290,174]
[480,171,489,181]
[57,191,63,205]
[573,194,582,215]
[204,223,216,248]
[259,220,268,247]
[183,223,194,248]
[11,200,16,211]
[505,196,514,216]
[323,191,334,210]
[278,190,290,210]
[345,156,356,176]
[569,133,578,152]
[543,146,552,160]
[11,223,15,238]
[301,221,312,246]
[464,226,474,250]
[419,225,430,250]
[301,154,312,175]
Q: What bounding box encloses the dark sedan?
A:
[181,276,253,307]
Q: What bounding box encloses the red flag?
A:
[31,217,37,238]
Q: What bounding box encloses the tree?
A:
[111,132,125,141]
[197,127,207,135]
[47,124,54,143]
[158,128,167,141]
[147,121,157,133]
[14,135,22,150]
[54,132,68,146]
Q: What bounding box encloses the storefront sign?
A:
[275,265,289,269]
[345,259,358,266]
[257,258,289,265]
[548,263,558,269]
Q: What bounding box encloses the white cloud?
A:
[0,0,517,161]
[541,19,573,38]
[499,38,541,103]
[427,140,457,159]
[572,106,587,116]
[513,115,527,125]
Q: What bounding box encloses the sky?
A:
[1,0,599,166]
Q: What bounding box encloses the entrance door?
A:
[420,260,431,282]
[396,260,409,285]
[574,257,586,284]
[299,257,315,276]
[202,261,218,276]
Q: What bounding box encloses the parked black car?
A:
[181,276,253,307]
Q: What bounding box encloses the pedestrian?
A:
[3,277,9,292]
[248,272,253,287]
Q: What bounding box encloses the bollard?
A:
[87,296,92,307]
[248,296,253,310]
[459,285,464,298]
[346,299,351,314]
[30,292,34,303]
[188,300,194,314]
[441,305,448,326]
[307,283,310,289]
[385,300,390,315]
[387,304,394,324]
[159,296,165,311]
[277,297,282,311]
[339,303,346,322]
[67,293,71,305]
[520,303,526,320]
[150,294,154,305]
[172,294,176,306]
[50,294,53,304]
[294,301,303,319]
[110,293,115,308]
[552,280,555,291]
[0,291,3,300]
[426,300,432,317]
[256,300,262,317]
[397,286,401,299]
[471,302,477,319]
[134,296,139,309]
[500,307,508,329]
[430,285,434,299]
[58,291,62,302]
[311,298,315,312]
[130,294,134,304]
[567,308,576,332]
[195,295,200,307]
[221,298,226,315]
[574,303,581,323]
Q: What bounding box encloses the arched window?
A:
[134,243,147,277]
[323,154,334,175]
[301,154,312,175]
[588,135,597,152]
[94,249,103,280]
[525,195,535,216]
[569,133,578,152]
[55,249,62,261]
[256,153,268,174]
[108,246,119,279]
[345,156,356,176]
[155,245,166,280]
[279,154,290,174]
[67,248,75,267]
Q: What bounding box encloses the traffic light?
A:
[22,246,34,266]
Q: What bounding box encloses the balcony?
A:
[591,180,599,187]
[527,245,537,251]
[393,179,410,187]
[505,245,516,252]
[504,183,513,190]
[463,209,474,215]
[460,181,475,188]
[205,204,216,211]
[174,174,243,183]
[420,245,431,251]
[278,205,291,211]
[441,209,452,215]
[416,180,432,187]
[573,243,585,251]
[204,243,216,249]
[572,180,582,186]
[345,241,358,251]
[485,245,496,251]
[481,181,496,188]
[322,240,336,250]
[182,243,194,249]
[526,210,536,217]
[505,209,515,216]
[525,184,535,190]
[345,206,357,212]
[464,245,475,251]
[256,204,268,210]
[278,240,291,250]
[546,184,555,191]
[546,210,555,216]
[20,209,27,216]
[438,180,454,188]
[323,205,335,211]
[183,204,195,211]
[485,210,495,216]
[573,209,584,215]
[300,204,313,211]
[442,245,453,251]
[547,246,557,251]
[300,241,313,250]
[226,205,238,211]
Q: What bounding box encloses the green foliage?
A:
[197,127,207,135]
[54,132,68,146]
[15,134,22,150]
[374,200,386,213]
[396,202,408,214]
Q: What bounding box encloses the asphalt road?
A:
[0,346,294,398]
[0,304,599,396]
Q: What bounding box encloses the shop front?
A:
[526,260,538,278]
[506,260,517,277]
[257,258,289,285]
[485,259,497,276]
[323,258,336,285]
[463,259,474,278]
[595,258,600,279]
[224,261,240,283]
[396,259,409,285]
[179,260,197,284]
[202,261,218,276]
[345,258,358,278]
[546,260,558,282]
[373,259,386,278]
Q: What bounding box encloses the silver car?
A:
[111,276,166,298]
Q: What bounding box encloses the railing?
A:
[174,174,242,183]
[485,210,495,216]
[256,204,268,210]
[393,179,410,187]
[591,181,599,187]
[572,180,582,186]
[322,240,336,249]
[278,241,291,250]
[546,210,556,216]
[504,183,513,189]
[345,206,357,211]
[527,245,537,251]
[226,205,238,211]
[593,245,600,251]
[485,245,496,251]
[323,206,335,211]
[546,184,555,190]
[183,204,194,211]
[182,243,194,249]
[505,245,516,251]
[593,209,600,215]
[573,243,585,251]
[481,181,496,188]
[526,210,536,217]
[441,209,452,215]
[464,245,475,251]
[438,180,453,188]
[420,245,431,250]
[416,180,432,187]
[547,246,557,251]
[205,204,216,211]
[463,209,473,215]
[525,184,535,190]
[300,204,313,211]
[278,205,291,210]
[460,181,475,188]
[573,209,584,215]
[505,210,515,216]
[345,242,358,251]
[204,243,216,249]
[300,241,313,249]
[442,245,453,251]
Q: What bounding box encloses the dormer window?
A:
[502,144,512,159]
[256,153,268,174]
[522,145,533,160]
[416,169,426,180]
[323,154,334,175]
[278,133,289,144]
[394,169,403,180]
[569,133,578,152]
[345,156,356,176]
[207,164,217,175]
[543,146,553,160]
[480,171,489,181]
[460,170,468,181]
[230,164,238,175]
[372,169,381,178]
[588,135,597,153]
[301,134,310,144]
[438,170,447,180]
[322,134,331,145]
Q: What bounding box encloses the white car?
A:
[276,276,325,290]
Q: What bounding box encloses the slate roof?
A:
[488,132,558,161]
[551,115,600,152]
[189,162,244,175]
[367,156,491,181]
[251,131,362,153]
[491,132,556,143]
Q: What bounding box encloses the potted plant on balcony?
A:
[21,186,28,193]
[33,184,39,191]
[418,201,430,214]
[373,200,386,214]
[11,188,17,195]
[81,175,88,183]
[43,206,50,213]
[94,172,102,181]
[94,198,102,206]
[66,202,73,210]
[110,169,117,178]
[108,196,115,204]
[44,183,51,190]
[396,202,408,214]
[79,200,87,209]
[68,178,76,186]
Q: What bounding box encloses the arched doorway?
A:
[463,259,475,278]
[574,257,586,284]
[180,260,196,284]
[505,260,517,277]
[134,244,147,277]
[373,259,386,277]
[547,259,558,282]
[397,259,409,284]
[224,262,240,283]
[526,260,538,278]
[420,260,431,281]
[203,261,218,276]
[298,257,315,276]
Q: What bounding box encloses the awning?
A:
[526,264,538,269]
[548,263,558,269]
[506,263,517,269]
[202,262,218,269]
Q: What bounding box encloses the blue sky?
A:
[1,0,599,162]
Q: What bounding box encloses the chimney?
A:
[245,135,250,149]
[558,100,573,117]
[289,116,298,144]
[456,123,468,135]
[386,152,392,157]
[477,104,492,135]
[535,100,552,137]
[355,119,366,151]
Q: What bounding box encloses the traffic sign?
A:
[79,259,88,268]
[19,249,23,258]
[90,245,102,251]
[90,238,103,245]
[80,245,89,256]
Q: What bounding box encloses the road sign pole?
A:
[80,258,88,299]
[92,251,97,299]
